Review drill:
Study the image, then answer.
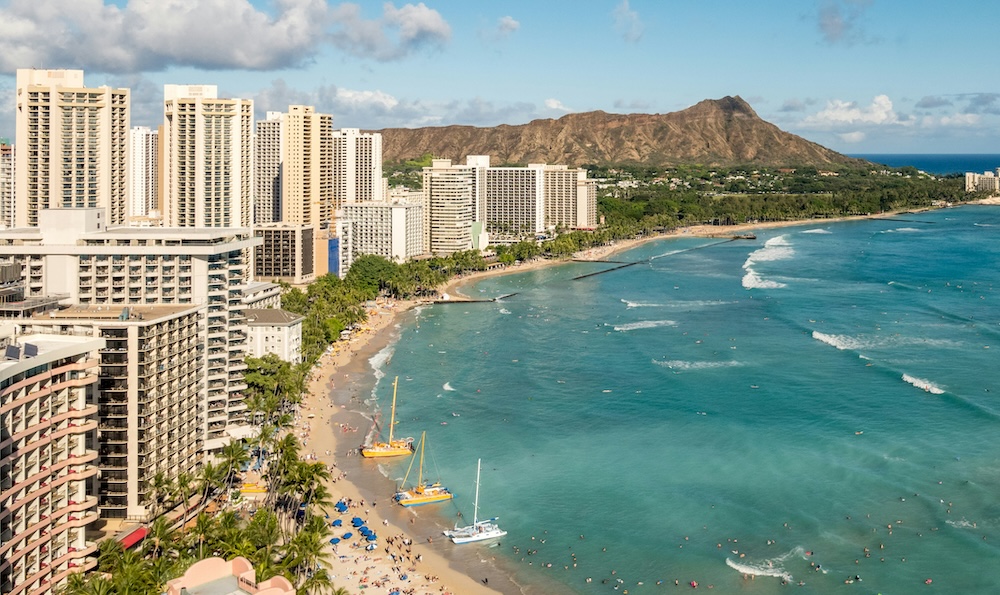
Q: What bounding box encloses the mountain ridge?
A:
[376,96,864,168]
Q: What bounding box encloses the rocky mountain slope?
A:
[377,96,863,168]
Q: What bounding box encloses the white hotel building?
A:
[336,201,424,274]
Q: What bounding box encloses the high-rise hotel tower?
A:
[162,85,252,228]
[14,69,130,228]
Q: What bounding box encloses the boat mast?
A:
[472,458,481,525]
[417,431,425,487]
[387,376,398,444]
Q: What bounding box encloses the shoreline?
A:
[291,204,979,595]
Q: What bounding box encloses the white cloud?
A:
[544,98,572,112]
[496,16,520,37]
[0,0,451,73]
[612,0,643,43]
[803,94,908,127]
[251,79,544,130]
[838,131,865,143]
[931,113,980,127]
[335,88,400,111]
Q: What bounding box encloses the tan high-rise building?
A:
[283,106,334,228]
[421,159,474,255]
[333,128,383,208]
[14,69,130,228]
[542,164,598,230]
[162,85,252,228]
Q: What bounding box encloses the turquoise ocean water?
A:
[367,205,1000,593]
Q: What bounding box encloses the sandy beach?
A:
[290,206,967,595]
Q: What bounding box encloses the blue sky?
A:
[0,0,997,154]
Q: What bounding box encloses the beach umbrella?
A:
[331,519,343,527]
[329,538,340,544]
[366,535,377,542]
[351,517,364,526]
[342,532,353,539]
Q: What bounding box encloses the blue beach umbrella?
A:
[331,519,343,527]
[366,534,377,542]
[342,532,353,539]
[329,537,340,544]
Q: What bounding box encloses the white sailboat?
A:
[443,458,507,544]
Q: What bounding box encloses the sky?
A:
[0,0,997,154]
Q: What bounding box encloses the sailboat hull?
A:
[360,440,413,458]
[395,489,454,507]
[444,521,507,543]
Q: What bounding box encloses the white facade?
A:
[14,69,130,228]
[162,85,253,228]
[0,144,12,228]
[254,112,282,225]
[245,309,304,364]
[484,164,546,243]
[0,208,262,456]
[129,126,158,219]
[333,128,384,207]
[338,201,424,271]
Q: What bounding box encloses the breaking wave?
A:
[902,374,945,394]
[653,359,743,370]
[801,228,832,234]
[443,382,457,391]
[743,235,793,289]
[612,320,677,332]
[621,298,734,309]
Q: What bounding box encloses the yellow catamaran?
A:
[360,376,414,458]
[393,431,454,507]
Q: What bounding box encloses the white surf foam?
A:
[745,235,794,265]
[802,228,832,234]
[653,359,743,370]
[902,374,945,394]
[443,382,457,391]
[742,235,793,289]
[649,248,685,261]
[812,331,866,351]
[498,308,511,315]
[946,519,977,529]
[742,270,787,289]
[612,320,677,331]
[881,227,923,234]
[622,298,734,309]
[725,557,793,582]
[369,344,395,380]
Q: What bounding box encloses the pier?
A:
[433,292,520,304]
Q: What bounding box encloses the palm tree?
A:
[197,460,226,506]
[174,471,194,515]
[149,471,173,515]
[96,538,124,573]
[188,512,216,560]
[220,439,250,493]
[145,516,176,561]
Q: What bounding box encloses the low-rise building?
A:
[245,309,303,364]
